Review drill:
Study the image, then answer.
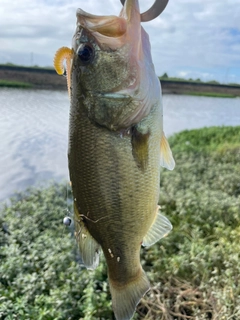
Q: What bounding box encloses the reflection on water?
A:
[0,88,240,201]
[0,89,69,201]
[164,94,240,136]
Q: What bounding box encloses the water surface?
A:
[0,88,239,201]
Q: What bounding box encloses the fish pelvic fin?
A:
[160,131,175,170]
[142,205,172,247]
[74,203,101,270]
[109,269,150,320]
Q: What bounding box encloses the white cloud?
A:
[176,70,215,82]
[0,0,240,82]
[177,71,190,78]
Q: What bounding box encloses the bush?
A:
[139,126,240,319]
[0,126,240,319]
[0,185,113,320]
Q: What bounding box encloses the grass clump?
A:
[0,80,32,88]
[184,92,237,98]
[0,126,240,319]
[0,185,112,320]
[138,126,240,319]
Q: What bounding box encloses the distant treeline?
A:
[159,72,240,87]
[1,64,240,97]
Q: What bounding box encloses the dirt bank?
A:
[161,80,240,96]
[0,65,66,90]
[1,65,240,96]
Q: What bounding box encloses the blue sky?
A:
[0,0,240,84]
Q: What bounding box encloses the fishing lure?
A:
[53,47,73,97]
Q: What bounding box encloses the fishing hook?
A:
[120,0,169,22]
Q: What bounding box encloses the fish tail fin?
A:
[109,269,150,320]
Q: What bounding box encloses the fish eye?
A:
[77,43,94,64]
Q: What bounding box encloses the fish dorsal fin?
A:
[142,206,172,247]
[160,131,175,170]
[53,47,73,98]
[74,203,101,270]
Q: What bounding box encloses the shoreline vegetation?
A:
[0,64,240,97]
[0,80,33,88]
[1,126,240,319]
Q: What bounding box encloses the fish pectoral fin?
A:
[142,206,172,247]
[109,269,150,320]
[74,203,101,270]
[160,131,175,170]
[131,126,150,171]
[53,47,73,99]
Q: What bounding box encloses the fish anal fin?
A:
[160,131,175,170]
[74,203,101,270]
[109,269,150,320]
[142,206,172,247]
[131,126,150,171]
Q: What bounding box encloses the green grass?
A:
[183,91,237,98]
[0,80,32,88]
[0,63,54,70]
[159,76,240,98]
[0,126,240,319]
[168,126,240,153]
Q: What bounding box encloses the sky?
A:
[0,0,240,84]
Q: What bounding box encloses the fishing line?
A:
[63,181,72,227]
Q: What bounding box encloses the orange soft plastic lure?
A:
[54,47,73,98]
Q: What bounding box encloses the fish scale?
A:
[69,97,161,269]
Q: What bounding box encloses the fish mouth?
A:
[75,0,141,48]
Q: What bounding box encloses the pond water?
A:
[0,88,240,201]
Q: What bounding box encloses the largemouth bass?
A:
[54,0,175,319]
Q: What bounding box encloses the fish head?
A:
[71,0,161,131]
